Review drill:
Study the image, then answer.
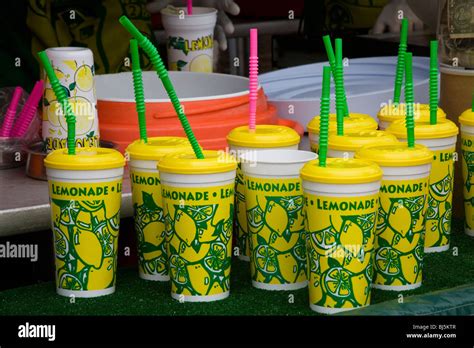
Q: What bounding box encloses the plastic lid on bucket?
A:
[355,143,433,167]
[328,130,399,152]
[126,137,194,161]
[300,158,383,184]
[226,125,300,148]
[377,103,447,123]
[386,119,459,139]
[459,109,474,126]
[307,113,378,134]
[158,150,237,174]
[44,148,125,170]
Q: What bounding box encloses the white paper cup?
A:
[240,150,316,290]
[161,7,217,73]
[42,47,100,152]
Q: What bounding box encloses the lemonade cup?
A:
[377,103,447,130]
[227,125,300,262]
[239,149,316,290]
[126,137,193,281]
[327,130,399,158]
[161,7,217,72]
[355,144,433,291]
[158,150,237,302]
[44,147,125,297]
[459,109,474,236]
[307,113,378,153]
[386,119,459,252]
[300,158,383,314]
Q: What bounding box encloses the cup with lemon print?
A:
[158,150,237,302]
[240,149,316,290]
[42,47,99,152]
[161,7,217,73]
[45,147,125,297]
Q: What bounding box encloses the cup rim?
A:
[161,6,218,17]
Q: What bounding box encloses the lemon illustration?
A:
[308,248,320,273]
[63,59,77,71]
[143,221,165,246]
[356,213,376,232]
[375,247,401,276]
[265,201,288,235]
[310,274,323,304]
[58,96,95,136]
[87,257,115,290]
[270,231,299,253]
[311,226,338,255]
[236,197,247,231]
[255,245,278,275]
[247,205,264,233]
[74,228,103,269]
[392,231,420,253]
[188,263,212,295]
[431,173,452,202]
[186,205,215,222]
[344,251,371,274]
[276,252,298,283]
[203,242,226,274]
[143,258,167,274]
[404,196,425,214]
[174,209,197,247]
[107,213,120,237]
[400,254,419,284]
[351,273,370,306]
[44,88,56,104]
[54,226,69,260]
[169,255,188,285]
[47,101,62,127]
[339,219,364,252]
[388,202,412,237]
[440,209,452,236]
[78,200,104,213]
[426,195,439,220]
[75,65,93,91]
[323,267,352,299]
[190,54,212,73]
[59,274,82,290]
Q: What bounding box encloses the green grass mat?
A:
[1,220,473,316]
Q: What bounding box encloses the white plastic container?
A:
[161,7,217,73]
[42,47,99,152]
[240,150,316,291]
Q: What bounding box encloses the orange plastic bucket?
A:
[96,71,303,152]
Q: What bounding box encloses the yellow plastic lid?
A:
[355,143,433,167]
[44,147,125,170]
[300,158,383,184]
[459,109,474,126]
[226,125,300,148]
[328,130,399,152]
[158,150,237,174]
[377,103,447,122]
[386,119,459,139]
[307,113,378,133]
[125,137,193,161]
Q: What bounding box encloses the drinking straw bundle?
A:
[119,16,204,159]
[38,51,77,155]
[0,87,22,137]
[11,81,44,137]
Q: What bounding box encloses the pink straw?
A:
[0,87,23,137]
[11,80,44,137]
[187,0,193,15]
[248,28,258,131]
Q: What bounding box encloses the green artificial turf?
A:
[1,219,474,316]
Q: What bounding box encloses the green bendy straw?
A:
[38,51,76,155]
[429,40,438,125]
[130,39,147,143]
[319,66,331,167]
[335,38,344,135]
[404,52,415,148]
[393,18,409,104]
[322,35,349,116]
[119,16,204,159]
